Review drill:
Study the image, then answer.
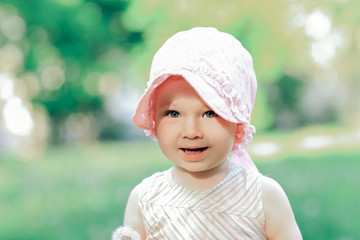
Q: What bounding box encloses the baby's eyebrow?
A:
[157,100,172,108]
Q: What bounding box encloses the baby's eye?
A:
[166,110,180,118]
[203,110,217,118]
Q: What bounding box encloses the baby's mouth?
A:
[180,147,208,155]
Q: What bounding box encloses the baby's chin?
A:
[175,160,229,174]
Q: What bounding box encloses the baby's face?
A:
[153,76,237,173]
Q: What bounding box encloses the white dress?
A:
[138,162,267,240]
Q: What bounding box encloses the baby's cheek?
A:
[156,121,176,140]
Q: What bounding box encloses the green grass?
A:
[0,141,359,239]
[258,150,360,240]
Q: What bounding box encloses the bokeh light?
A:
[0,74,14,100]
[305,10,331,40]
[0,14,26,41]
[3,96,33,136]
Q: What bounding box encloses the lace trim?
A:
[112,226,141,240]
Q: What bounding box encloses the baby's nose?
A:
[180,118,203,139]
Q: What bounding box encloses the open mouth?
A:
[180,147,208,155]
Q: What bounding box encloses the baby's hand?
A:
[112,226,141,240]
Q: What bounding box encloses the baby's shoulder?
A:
[261,176,293,220]
[136,168,172,198]
[261,175,287,201]
[139,168,171,187]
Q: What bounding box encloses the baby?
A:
[113,27,302,240]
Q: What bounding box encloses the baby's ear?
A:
[234,124,245,143]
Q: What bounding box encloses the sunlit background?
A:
[0,0,359,239]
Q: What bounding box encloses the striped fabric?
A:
[138,163,267,240]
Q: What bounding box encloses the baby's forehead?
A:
[153,76,210,107]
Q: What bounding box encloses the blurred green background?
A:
[0,0,359,239]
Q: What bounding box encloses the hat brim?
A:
[132,70,239,131]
